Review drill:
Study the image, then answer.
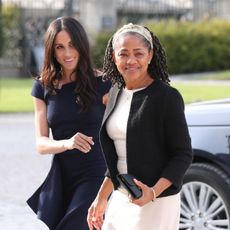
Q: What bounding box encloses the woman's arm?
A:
[102,93,109,106]
[87,177,114,230]
[34,97,94,154]
[151,177,172,198]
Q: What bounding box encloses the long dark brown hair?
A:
[41,16,96,111]
[102,25,170,88]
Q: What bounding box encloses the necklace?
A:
[123,88,133,101]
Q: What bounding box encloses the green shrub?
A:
[92,32,113,69]
[0,7,3,56]
[1,4,22,57]
[146,19,230,74]
[0,19,3,57]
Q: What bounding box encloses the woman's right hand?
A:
[87,196,107,230]
[63,132,94,153]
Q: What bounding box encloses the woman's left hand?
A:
[130,179,155,207]
[87,196,107,230]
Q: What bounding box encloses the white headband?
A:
[112,23,153,49]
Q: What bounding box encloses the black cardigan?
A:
[100,79,193,197]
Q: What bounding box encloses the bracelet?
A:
[150,187,156,201]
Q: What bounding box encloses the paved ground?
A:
[0,113,51,229]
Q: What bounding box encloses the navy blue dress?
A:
[27,77,110,230]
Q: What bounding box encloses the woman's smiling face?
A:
[54,30,80,74]
[113,33,153,86]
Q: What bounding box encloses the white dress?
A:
[102,87,181,230]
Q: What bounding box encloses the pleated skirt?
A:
[102,189,181,230]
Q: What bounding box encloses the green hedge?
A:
[0,17,3,56]
[92,32,113,70]
[92,19,230,74]
[0,4,22,57]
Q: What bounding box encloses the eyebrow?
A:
[54,41,72,46]
[119,48,145,52]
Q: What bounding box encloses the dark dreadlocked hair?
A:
[102,26,170,88]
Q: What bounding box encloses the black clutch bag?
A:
[116,173,142,199]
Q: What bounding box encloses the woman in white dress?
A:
[87,23,193,230]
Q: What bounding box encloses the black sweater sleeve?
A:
[161,87,193,189]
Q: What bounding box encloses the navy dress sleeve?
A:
[31,79,45,100]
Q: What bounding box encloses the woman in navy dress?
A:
[27,16,110,230]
